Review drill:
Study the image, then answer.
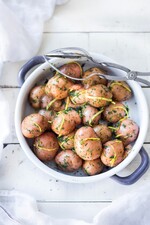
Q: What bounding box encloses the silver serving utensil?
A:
[43,47,150,86]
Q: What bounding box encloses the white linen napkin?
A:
[0,0,67,158]
[0,185,150,225]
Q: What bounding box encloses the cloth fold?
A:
[0,0,67,159]
[0,185,150,225]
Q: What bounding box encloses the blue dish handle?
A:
[18,55,45,87]
[112,147,149,185]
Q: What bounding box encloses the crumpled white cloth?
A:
[0,0,67,158]
[0,185,150,225]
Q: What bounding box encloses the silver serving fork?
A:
[43,47,150,86]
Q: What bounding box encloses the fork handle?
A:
[135,71,150,76]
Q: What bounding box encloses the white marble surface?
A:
[0,0,150,222]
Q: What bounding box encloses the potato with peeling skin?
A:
[58,130,75,150]
[86,84,112,108]
[82,67,107,89]
[93,124,112,144]
[59,62,82,79]
[103,102,127,123]
[101,140,124,167]
[108,81,132,101]
[115,119,139,146]
[34,132,59,161]
[74,126,102,160]
[29,85,45,108]
[83,159,104,176]
[21,113,48,138]
[45,74,73,99]
[55,150,82,172]
[51,109,81,136]
[82,105,102,126]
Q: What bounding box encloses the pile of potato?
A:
[21,62,139,176]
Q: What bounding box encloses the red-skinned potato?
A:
[74,126,102,160]
[39,109,56,122]
[82,67,107,89]
[59,62,82,79]
[45,74,73,99]
[40,95,53,109]
[69,87,87,105]
[93,124,112,144]
[29,85,45,108]
[51,109,81,136]
[115,119,139,146]
[40,95,62,111]
[69,84,83,91]
[58,131,75,150]
[62,97,82,110]
[55,150,82,172]
[21,113,48,138]
[34,132,59,161]
[108,81,132,101]
[39,109,56,129]
[101,139,124,167]
[82,105,102,126]
[83,158,104,176]
[103,102,127,123]
[86,84,112,108]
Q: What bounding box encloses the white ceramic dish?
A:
[15,52,149,184]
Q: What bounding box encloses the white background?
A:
[0,0,150,222]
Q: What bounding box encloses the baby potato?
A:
[55,150,82,172]
[39,109,56,122]
[58,131,75,150]
[83,159,104,176]
[34,132,59,161]
[69,84,83,91]
[51,99,63,111]
[103,102,127,123]
[40,95,62,111]
[74,126,102,160]
[51,109,81,136]
[82,105,102,126]
[93,124,112,144]
[21,113,48,138]
[115,119,139,146]
[69,87,87,105]
[82,67,107,89]
[39,109,56,129]
[108,81,132,101]
[101,139,124,167]
[45,74,73,100]
[29,85,45,108]
[59,62,82,79]
[40,95,53,109]
[86,84,112,108]
[63,97,82,110]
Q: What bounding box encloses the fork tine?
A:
[44,56,127,82]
